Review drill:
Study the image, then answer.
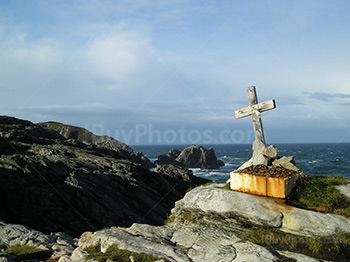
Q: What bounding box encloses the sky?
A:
[1,0,350,145]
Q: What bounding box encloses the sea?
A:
[132,143,350,183]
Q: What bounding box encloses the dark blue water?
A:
[132,143,350,183]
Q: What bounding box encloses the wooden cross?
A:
[235,86,276,145]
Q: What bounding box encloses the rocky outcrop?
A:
[2,183,350,261]
[173,185,350,237]
[68,184,350,261]
[154,165,210,184]
[72,222,277,262]
[157,145,224,169]
[0,116,208,236]
[174,185,283,228]
[0,221,77,262]
[156,148,181,165]
[39,121,155,169]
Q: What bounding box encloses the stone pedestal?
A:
[229,171,300,198]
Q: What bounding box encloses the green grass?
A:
[288,175,350,216]
[222,182,231,190]
[165,210,197,226]
[4,244,52,261]
[236,226,350,261]
[84,244,171,262]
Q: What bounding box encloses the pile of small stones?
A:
[237,164,300,178]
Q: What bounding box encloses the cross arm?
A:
[235,99,276,119]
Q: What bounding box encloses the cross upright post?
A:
[235,86,276,145]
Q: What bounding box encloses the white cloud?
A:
[87,32,150,88]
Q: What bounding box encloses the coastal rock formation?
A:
[173,185,350,237]
[40,121,155,169]
[67,184,350,262]
[0,116,208,236]
[156,148,181,165]
[0,221,77,261]
[154,164,209,185]
[2,116,349,261]
[1,183,350,261]
[157,145,224,169]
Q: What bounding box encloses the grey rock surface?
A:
[277,250,329,262]
[262,144,278,159]
[39,121,156,169]
[336,181,350,198]
[173,186,283,227]
[238,139,270,170]
[74,222,279,262]
[173,185,350,237]
[76,228,190,262]
[272,156,300,172]
[0,221,77,261]
[281,208,350,236]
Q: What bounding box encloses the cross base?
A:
[229,166,301,198]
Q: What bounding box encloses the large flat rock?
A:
[174,185,350,237]
[174,186,283,227]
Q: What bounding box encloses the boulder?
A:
[272,156,300,172]
[174,145,224,169]
[173,185,283,228]
[238,139,270,170]
[156,148,181,165]
[156,146,224,170]
[262,145,278,159]
[172,185,350,237]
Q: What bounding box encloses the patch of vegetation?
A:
[236,226,350,261]
[84,244,171,262]
[164,210,198,225]
[182,210,196,223]
[222,182,231,190]
[287,175,350,216]
[164,213,176,225]
[4,244,52,261]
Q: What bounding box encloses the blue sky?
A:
[1,0,350,145]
